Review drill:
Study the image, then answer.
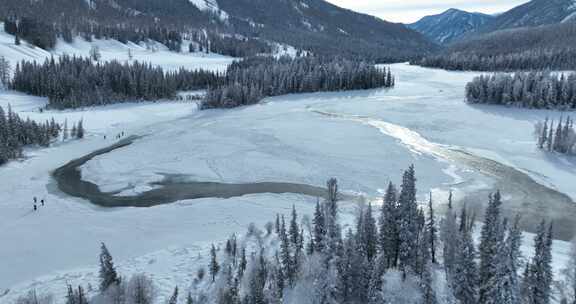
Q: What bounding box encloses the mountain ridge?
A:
[408,8,494,44]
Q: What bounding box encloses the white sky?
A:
[326,0,530,23]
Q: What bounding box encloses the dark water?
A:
[52,136,331,208]
[53,126,576,240]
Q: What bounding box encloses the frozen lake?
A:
[80,63,576,238]
[1,63,575,301]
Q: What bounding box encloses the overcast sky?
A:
[326,0,530,23]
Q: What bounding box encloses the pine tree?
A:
[279,215,294,285]
[547,121,555,151]
[427,193,437,264]
[358,203,378,261]
[0,56,10,88]
[275,214,280,235]
[289,205,300,247]
[76,120,84,139]
[525,221,553,304]
[66,285,76,304]
[63,119,69,141]
[99,242,121,292]
[421,260,437,304]
[368,253,387,303]
[313,199,325,252]
[496,216,522,304]
[398,165,418,272]
[539,118,549,149]
[238,247,247,279]
[168,286,178,304]
[71,123,77,139]
[210,244,220,282]
[326,178,338,219]
[478,191,504,303]
[380,182,399,268]
[77,286,88,304]
[452,227,478,304]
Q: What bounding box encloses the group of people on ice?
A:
[32,196,45,211]
[104,131,126,140]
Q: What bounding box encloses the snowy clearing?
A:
[0,23,234,74]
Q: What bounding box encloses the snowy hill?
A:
[188,0,229,21]
[408,8,494,44]
[0,23,233,74]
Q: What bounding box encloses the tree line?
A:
[15,166,572,304]
[535,116,576,155]
[10,55,394,110]
[202,56,395,109]
[11,56,223,109]
[465,72,576,110]
[0,105,84,166]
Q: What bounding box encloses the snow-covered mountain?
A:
[408,8,494,44]
[484,0,576,32]
[214,0,437,60]
[0,0,436,61]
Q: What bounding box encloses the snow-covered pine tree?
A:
[421,260,438,304]
[326,178,338,219]
[358,203,378,261]
[427,192,437,264]
[76,120,84,139]
[275,214,280,235]
[237,247,247,280]
[168,286,178,304]
[526,221,553,304]
[496,216,523,304]
[478,191,504,304]
[398,165,419,272]
[99,242,121,292]
[452,223,478,304]
[210,244,220,283]
[0,56,10,89]
[289,205,300,247]
[279,215,294,286]
[379,182,399,269]
[313,199,325,253]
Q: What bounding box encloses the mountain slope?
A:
[0,0,436,61]
[408,8,494,44]
[484,0,576,32]
[216,0,437,61]
[417,22,576,71]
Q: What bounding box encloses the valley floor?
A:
[1,63,575,303]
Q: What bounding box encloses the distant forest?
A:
[416,23,576,71]
[10,56,394,110]
[465,72,576,110]
[11,56,223,109]
[203,56,395,109]
[0,105,69,165]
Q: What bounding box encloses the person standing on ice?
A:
[33,197,37,204]
[33,204,37,211]
[41,199,45,206]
